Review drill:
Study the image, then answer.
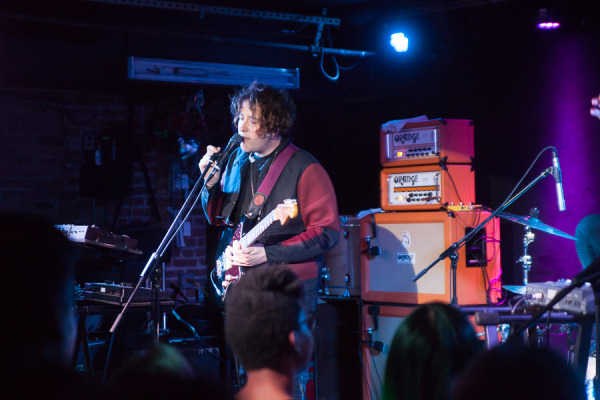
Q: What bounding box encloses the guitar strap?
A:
[245,144,298,220]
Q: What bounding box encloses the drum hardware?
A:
[498,323,511,343]
[498,207,576,288]
[497,209,577,240]
[321,215,363,297]
[343,274,351,297]
[320,266,330,296]
[503,285,526,295]
[320,268,355,298]
[341,215,350,238]
[517,227,535,285]
[340,216,353,297]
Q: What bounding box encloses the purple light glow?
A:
[537,22,560,29]
[531,36,599,283]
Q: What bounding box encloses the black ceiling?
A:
[2,0,599,97]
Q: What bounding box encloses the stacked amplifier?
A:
[379,118,475,210]
[364,117,502,304]
[361,118,503,399]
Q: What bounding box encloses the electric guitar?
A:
[210,199,298,300]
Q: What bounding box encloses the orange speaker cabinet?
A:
[380,164,475,211]
[360,303,489,400]
[360,210,501,305]
[380,118,474,167]
[361,304,414,400]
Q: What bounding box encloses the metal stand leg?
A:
[74,315,94,382]
[517,227,535,286]
[450,251,459,306]
[593,284,600,400]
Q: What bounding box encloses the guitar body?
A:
[211,222,243,299]
[209,199,298,300]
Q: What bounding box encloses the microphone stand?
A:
[109,155,223,341]
[100,154,225,385]
[412,167,554,306]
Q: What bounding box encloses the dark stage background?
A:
[1,0,600,288]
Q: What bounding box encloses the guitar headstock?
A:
[274,199,298,225]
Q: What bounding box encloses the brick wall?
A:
[0,89,208,301]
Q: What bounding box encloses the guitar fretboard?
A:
[240,210,277,249]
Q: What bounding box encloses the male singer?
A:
[198,81,339,312]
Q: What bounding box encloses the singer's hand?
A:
[225,241,267,267]
[199,145,221,187]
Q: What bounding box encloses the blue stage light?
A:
[390,33,409,52]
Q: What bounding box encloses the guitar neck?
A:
[240,209,278,249]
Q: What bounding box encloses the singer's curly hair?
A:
[224,266,304,371]
[230,81,296,138]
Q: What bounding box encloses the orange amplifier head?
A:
[380,119,474,167]
[380,165,475,211]
[359,210,502,305]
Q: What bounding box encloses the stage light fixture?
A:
[537,8,560,29]
[128,57,300,89]
[390,33,409,52]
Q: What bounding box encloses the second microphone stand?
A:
[412,167,555,306]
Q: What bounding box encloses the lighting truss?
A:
[81,0,372,58]
[82,0,340,26]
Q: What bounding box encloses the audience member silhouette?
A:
[105,342,233,400]
[382,302,483,400]
[0,212,89,399]
[224,266,314,400]
[576,214,600,268]
[451,342,586,400]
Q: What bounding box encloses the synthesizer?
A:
[526,280,594,315]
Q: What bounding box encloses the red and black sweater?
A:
[201,140,340,280]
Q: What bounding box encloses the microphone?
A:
[551,148,566,211]
[213,134,243,168]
